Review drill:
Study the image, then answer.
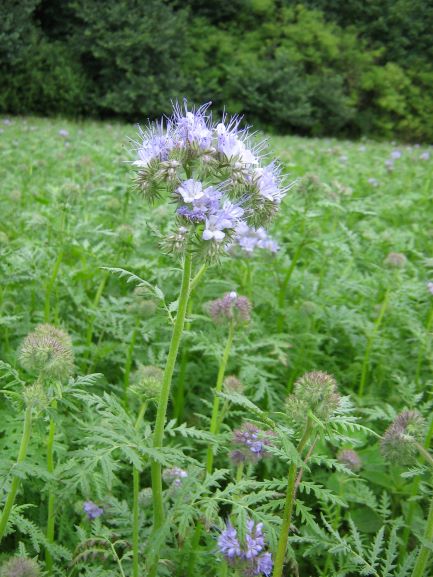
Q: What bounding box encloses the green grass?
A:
[1,115,433,576]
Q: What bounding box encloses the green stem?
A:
[109,541,127,577]
[411,487,433,577]
[189,264,207,295]
[0,406,32,542]
[358,289,389,397]
[415,303,433,385]
[236,463,244,483]
[132,401,147,577]
[174,299,193,423]
[45,400,57,573]
[206,321,235,475]
[44,251,63,323]
[132,467,140,577]
[272,420,312,577]
[151,251,193,530]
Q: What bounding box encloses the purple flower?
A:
[233,223,279,254]
[177,206,206,222]
[218,523,242,560]
[337,449,362,472]
[255,163,284,203]
[217,519,272,576]
[134,120,174,167]
[202,199,244,242]
[428,282,433,295]
[244,520,265,559]
[390,150,402,160]
[83,501,103,520]
[208,292,251,324]
[173,101,212,149]
[231,423,274,464]
[177,179,204,203]
[420,151,430,161]
[58,129,69,138]
[216,121,257,165]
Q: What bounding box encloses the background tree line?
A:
[1,0,433,140]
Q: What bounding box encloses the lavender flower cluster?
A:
[163,467,188,488]
[208,291,251,325]
[218,519,273,576]
[133,101,292,258]
[230,423,274,465]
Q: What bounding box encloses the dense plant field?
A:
[1,109,433,577]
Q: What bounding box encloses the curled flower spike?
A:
[286,371,340,425]
[83,501,103,520]
[337,449,362,472]
[208,292,251,325]
[381,410,425,465]
[230,422,274,465]
[0,557,40,577]
[19,324,74,382]
[217,519,273,576]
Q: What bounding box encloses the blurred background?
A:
[1,0,433,141]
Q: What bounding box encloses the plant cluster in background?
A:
[2,0,433,140]
[0,105,433,577]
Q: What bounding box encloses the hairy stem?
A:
[358,289,389,397]
[45,399,57,573]
[0,405,32,542]
[132,400,148,577]
[124,318,140,406]
[206,321,235,475]
[151,250,192,529]
[272,420,313,577]
[174,298,193,423]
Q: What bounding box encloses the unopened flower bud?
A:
[337,449,362,472]
[381,410,425,465]
[208,292,251,325]
[286,371,340,424]
[131,364,164,399]
[224,375,244,394]
[0,557,40,577]
[384,252,407,268]
[22,382,48,410]
[19,324,74,382]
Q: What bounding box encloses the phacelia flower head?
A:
[231,222,279,255]
[427,282,433,296]
[337,449,362,472]
[83,501,103,520]
[0,557,40,577]
[163,467,188,488]
[384,252,407,268]
[286,371,340,425]
[131,364,164,399]
[381,410,425,465]
[208,292,251,325]
[217,519,272,576]
[230,422,274,465]
[224,375,244,394]
[19,324,74,383]
[131,101,293,261]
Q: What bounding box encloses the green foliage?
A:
[1,117,433,575]
[1,1,433,139]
